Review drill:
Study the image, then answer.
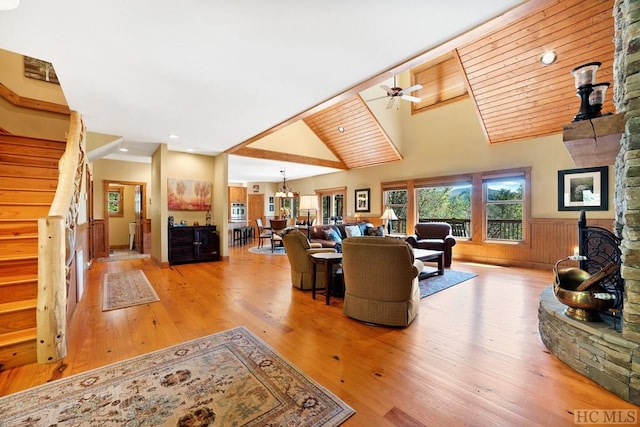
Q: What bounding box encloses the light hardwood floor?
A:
[0,244,636,426]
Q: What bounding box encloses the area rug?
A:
[248,245,287,256]
[0,326,355,426]
[102,269,159,311]
[97,249,151,262]
[419,268,477,298]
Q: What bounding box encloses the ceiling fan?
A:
[367,76,423,109]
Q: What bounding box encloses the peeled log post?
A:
[37,216,67,363]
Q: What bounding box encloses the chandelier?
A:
[275,169,294,198]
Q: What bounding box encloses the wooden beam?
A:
[563,113,623,167]
[231,147,347,170]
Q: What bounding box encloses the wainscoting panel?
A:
[455,217,614,269]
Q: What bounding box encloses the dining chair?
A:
[255,218,272,249]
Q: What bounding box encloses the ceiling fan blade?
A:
[380,84,392,95]
[386,97,395,109]
[401,84,423,94]
[366,95,391,102]
[401,94,421,103]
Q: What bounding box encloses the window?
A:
[107,187,123,217]
[411,52,468,114]
[483,175,525,241]
[415,183,471,237]
[319,189,345,224]
[383,189,408,233]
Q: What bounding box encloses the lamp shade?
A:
[299,194,319,211]
[380,207,398,220]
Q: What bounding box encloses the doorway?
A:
[101,180,148,256]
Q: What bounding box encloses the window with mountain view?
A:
[483,175,524,241]
[415,183,471,238]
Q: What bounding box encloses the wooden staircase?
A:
[0,134,65,371]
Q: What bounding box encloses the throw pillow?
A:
[344,225,362,237]
[366,225,385,236]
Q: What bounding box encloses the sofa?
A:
[308,222,385,250]
[282,230,336,290]
[405,222,456,267]
[341,236,423,327]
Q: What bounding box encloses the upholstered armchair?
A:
[405,222,456,267]
[282,230,336,290]
[341,236,424,327]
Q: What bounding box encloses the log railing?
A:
[37,111,85,363]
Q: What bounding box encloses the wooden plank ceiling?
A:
[303,96,402,169]
[456,0,614,144]
[240,0,615,169]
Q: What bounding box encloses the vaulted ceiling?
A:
[233,0,615,176]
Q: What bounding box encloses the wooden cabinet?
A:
[168,225,219,265]
[228,186,247,203]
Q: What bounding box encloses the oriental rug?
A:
[0,326,355,426]
[102,269,159,311]
[419,268,477,298]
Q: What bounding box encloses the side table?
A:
[310,252,343,305]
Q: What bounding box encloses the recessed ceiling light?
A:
[119,147,129,152]
[0,0,20,11]
[186,148,194,153]
[338,126,345,133]
[168,134,179,139]
[540,50,557,66]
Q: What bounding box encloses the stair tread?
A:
[0,274,37,285]
[0,327,37,347]
[0,299,37,313]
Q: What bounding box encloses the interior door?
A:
[248,194,265,230]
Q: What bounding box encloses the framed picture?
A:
[355,188,371,212]
[24,56,60,84]
[558,166,608,211]
[252,184,260,192]
[167,178,212,211]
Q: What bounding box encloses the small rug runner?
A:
[419,268,477,298]
[0,326,355,426]
[97,249,150,262]
[102,269,159,311]
[248,245,287,256]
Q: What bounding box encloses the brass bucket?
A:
[553,260,615,322]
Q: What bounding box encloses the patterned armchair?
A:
[341,236,423,327]
[405,222,456,267]
[282,230,336,290]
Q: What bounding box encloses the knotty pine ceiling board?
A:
[456,0,614,144]
[303,96,402,169]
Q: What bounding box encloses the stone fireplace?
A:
[538,0,640,405]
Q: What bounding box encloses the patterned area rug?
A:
[97,249,150,262]
[102,269,159,311]
[419,268,477,298]
[0,326,355,426]
[248,245,287,256]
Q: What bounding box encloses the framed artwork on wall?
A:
[355,188,370,212]
[167,178,212,211]
[557,166,608,211]
[24,56,60,84]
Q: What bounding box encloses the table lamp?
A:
[380,207,397,234]
[299,194,319,239]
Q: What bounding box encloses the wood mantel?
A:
[562,113,624,167]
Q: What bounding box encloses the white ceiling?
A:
[0,0,525,182]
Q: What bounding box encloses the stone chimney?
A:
[615,0,640,343]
